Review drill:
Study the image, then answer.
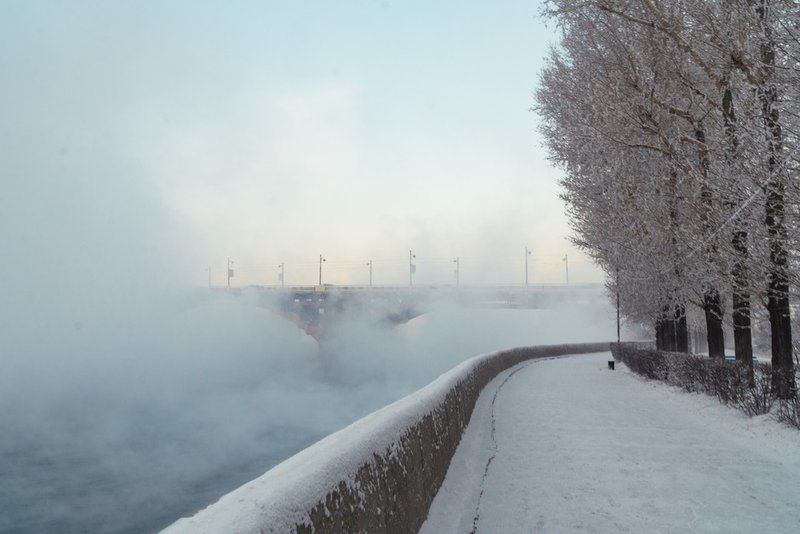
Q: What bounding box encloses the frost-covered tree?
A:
[537,0,800,396]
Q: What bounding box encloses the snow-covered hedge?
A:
[611,343,774,416]
[161,342,609,534]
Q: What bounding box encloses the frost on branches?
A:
[535,0,800,397]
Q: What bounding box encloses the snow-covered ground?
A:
[422,353,800,533]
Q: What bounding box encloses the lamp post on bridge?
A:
[453,257,460,287]
[366,260,373,288]
[278,262,285,289]
[525,246,532,287]
[318,254,326,287]
[409,250,416,286]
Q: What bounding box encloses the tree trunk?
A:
[732,230,753,365]
[721,78,754,365]
[675,303,689,353]
[695,124,725,359]
[757,0,795,398]
[664,318,676,352]
[764,133,793,395]
[659,305,679,352]
[665,169,685,355]
[655,318,664,351]
[703,288,725,358]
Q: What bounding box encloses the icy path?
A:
[421,353,800,533]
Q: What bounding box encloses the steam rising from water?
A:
[0,47,616,531]
[0,5,616,532]
[1,278,618,533]
[0,123,617,533]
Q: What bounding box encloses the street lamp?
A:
[453,257,460,287]
[319,254,326,287]
[278,262,285,289]
[563,254,569,285]
[616,267,621,343]
[409,250,416,286]
[525,246,532,287]
[366,260,373,288]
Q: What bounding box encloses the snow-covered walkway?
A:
[421,352,800,533]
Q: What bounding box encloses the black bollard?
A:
[608,360,615,370]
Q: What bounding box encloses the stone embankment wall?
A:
[163,343,610,534]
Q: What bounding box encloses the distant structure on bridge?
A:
[215,284,604,342]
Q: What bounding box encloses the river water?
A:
[1,292,615,533]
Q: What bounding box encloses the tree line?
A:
[535,0,800,397]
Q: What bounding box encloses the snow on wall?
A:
[161,342,610,534]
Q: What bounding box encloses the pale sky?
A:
[1,1,605,289]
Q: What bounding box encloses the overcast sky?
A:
[1,0,605,288]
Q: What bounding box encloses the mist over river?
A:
[0,288,617,534]
[0,3,612,532]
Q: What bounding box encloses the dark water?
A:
[0,420,322,534]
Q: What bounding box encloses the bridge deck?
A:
[421,353,800,533]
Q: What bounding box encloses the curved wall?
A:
[162,342,610,534]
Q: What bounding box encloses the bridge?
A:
[227,283,605,341]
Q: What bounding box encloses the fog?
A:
[0,77,617,534]
[0,4,617,532]
[0,263,620,533]
[0,157,615,533]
